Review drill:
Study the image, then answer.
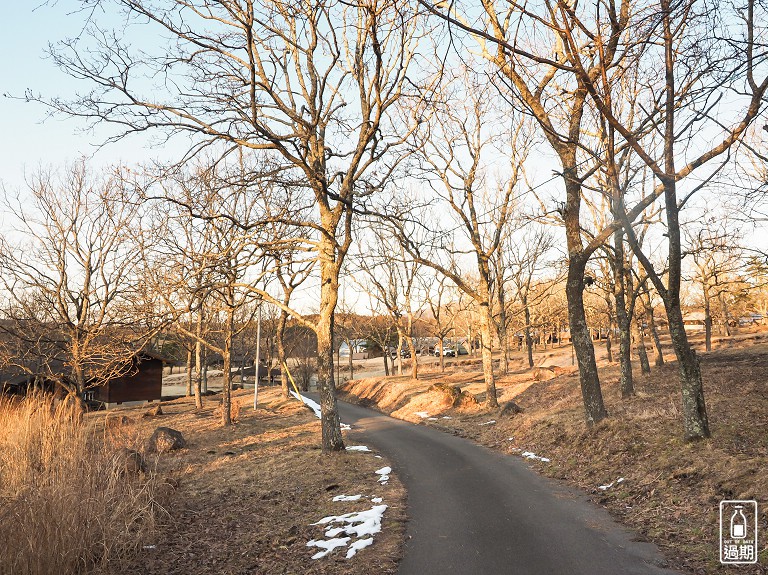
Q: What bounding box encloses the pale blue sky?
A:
[0,2,165,191]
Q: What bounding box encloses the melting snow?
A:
[307,537,350,559]
[598,477,626,491]
[346,537,374,558]
[375,466,391,484]
[309,505,388,559]
[521,451,551,463]
[333,494,363,502]
[290,391,352,430]
[479,420,496,426]
[415,411,430,418]
[307,467,394,560]
[442,416,452,419]
[346,445,372,452]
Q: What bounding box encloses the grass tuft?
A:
[0,392,164,575]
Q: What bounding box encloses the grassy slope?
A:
[340,336,768,575]
[92,388,406,575]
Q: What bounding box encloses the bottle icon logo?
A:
[720,500,758,564]
[730,506,747,539]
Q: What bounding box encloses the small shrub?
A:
[0,392,164,575]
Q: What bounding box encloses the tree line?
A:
[3,0,767,450]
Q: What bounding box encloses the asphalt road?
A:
[327,398,682,575]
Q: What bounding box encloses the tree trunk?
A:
[616,310,633,397]
[383,351,389,376]
[316,253,345,452]
[666,302,710,440]
[221,348,232,425]
[277,311,289,398]
[407,336,418,380]
[395,333,404,376]
[498,311,509,374]
[634,319,651,374]
[566,257,608,425]
[202,349,209,393]
[348,342,354,380]
[613,230,634,398]
[703,288,713,352]
[645,298,664,366]
[194,317,203,409]
[478,293,498,409]
[524,301,534,369]
[438,336,445,372]
[186,349,193,396]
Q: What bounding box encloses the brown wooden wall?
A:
[95,356,163,404]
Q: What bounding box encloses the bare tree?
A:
[356,229,422,379]
[686,215,746,352]
[144,164,262,424]
[504,224,558,369]
[0,162,158,397]
[48,0,423,451]
[395,71,532,408]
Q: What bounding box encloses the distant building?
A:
[682,310,706,332]
[1,351,166,409]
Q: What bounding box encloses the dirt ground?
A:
[89,388,406,575]
[340,331,768,575]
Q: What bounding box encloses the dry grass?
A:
[340,336,768,575]
[106,388,406,575]
[0,393,165,575]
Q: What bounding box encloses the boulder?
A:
[143,404,164,418]
[112,447,147,475]
[428,383,479,408]
[499,400,524,416]
[146,426,186,454]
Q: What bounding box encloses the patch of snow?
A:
[375,466,391,483]
[307,537,351,559]
[415,411,430,418]
[598,477,626,491]
[346,537,374,558]
[374,455,383,459]
[507,437,515,441]
[521,451,551,463]
[479,420,496,426]
[346,445,372,452]
[441,416,452,419]
[427,417,439,421]
[308,490,390,561]
[320,505,388,539]
[333,494,363,502]
[290,391,352,430]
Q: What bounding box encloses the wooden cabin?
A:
[84,352,165,408]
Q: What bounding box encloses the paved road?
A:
[327,398,682,575]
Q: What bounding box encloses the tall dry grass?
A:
[0,393,163,575]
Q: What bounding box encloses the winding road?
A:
[327,397,682,575]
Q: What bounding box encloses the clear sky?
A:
[0,2,167,193]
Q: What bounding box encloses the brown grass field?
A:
[0,389,405,575]
[3,330,766,574]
